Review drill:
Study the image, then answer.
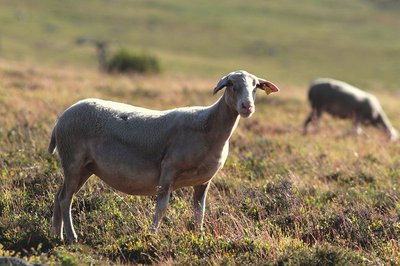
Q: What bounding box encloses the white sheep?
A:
[48,70,280,242]
[303,78,398,141]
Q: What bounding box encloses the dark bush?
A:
[107,49,161,74]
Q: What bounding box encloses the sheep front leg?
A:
[151,177,173,233]
[151,186,172,232]
[303,108,321,134]
[193,182,210,232]
[303,111,314,135]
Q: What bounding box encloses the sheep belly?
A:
[172,160,223,189]
[324,102,355,119]
[173,141,229,189]
[90,139,161,196]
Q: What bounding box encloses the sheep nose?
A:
[241,101,254,112]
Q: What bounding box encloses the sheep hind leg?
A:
[75,165,92,193]
[312,108,322,132]
[59,164,91,243]
[353,115,363,135]
[52,187,63,240]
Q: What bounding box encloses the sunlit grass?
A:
[0,61,399,264]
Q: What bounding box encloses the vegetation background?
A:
[0,0,399,264]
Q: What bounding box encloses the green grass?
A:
[0,0,400,87]
[0,61,399,264]
[1,0,400,264]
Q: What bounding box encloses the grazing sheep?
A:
[48,70,280,242]
[303,78,398,141]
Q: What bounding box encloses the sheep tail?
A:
[48,126,57,154]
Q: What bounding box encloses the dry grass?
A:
[0,61,399,265]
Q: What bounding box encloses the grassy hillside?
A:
[1,0,400,264]
[0,61,399,265]
[0,0,400,88]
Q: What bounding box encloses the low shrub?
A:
[107,49,161,74]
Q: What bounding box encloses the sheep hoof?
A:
[65,235,78,244]
[149,226,158,235]
[194,229,205,235]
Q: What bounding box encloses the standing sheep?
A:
[48,70,280,242]
[303,78,398,141]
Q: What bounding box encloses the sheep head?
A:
[213,70,279,118]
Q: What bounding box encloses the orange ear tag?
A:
[265,87,273,95]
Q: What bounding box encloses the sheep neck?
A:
[205,93,240,145]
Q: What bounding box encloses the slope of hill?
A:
[0,0,399,88]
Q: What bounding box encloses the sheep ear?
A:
[213,75,229,95]
[257,78,280,95]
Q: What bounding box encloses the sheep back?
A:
[52,98,212,156]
